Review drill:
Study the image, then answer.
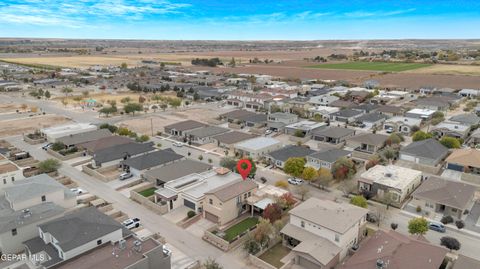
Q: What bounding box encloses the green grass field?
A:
[223,217,258,242]
[138,187,157,197]
[308,61,432,72]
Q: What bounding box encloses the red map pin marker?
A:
[237,159,252,180]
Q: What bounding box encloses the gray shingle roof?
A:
[121,149,184,171]
[39,207,124,252]
[242,113,268,123]
[356,112,387,123]
[449,113,480,125]
[57,129,112,146]
[268,145,316,162]
[412,176,476,209]
[309,148,351,163]
[220,109,255,120]
[400,139,448,159]
[186,126,230,138]
[331,109,363,118]
[93,142,155,164]
[211,131,258,145]
[0,201,65,233]
[205,179,257,202]
[164,120,206,132]
[144,159,212,183]
[313,126,356,138]
[347,133,389,146]
[4,174,75,203]
[78,135,133,152]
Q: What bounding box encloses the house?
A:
[203,179,258,225]
[445,148,480,175]
[307,106,339,119]
[154,168,240,213]
[306,149,352,170]
[92,142,155,168]
[399,139,449,166]
[383,117,422,134]
[220,109,257,123]
[329,109,364,123]
[164,120,206,137]
[281,198,368,269]
[330,100,358,109]
[413,96,453,111]
[358,165,423,205]
[405,108,436,119]
[376,105,404,117]
[431,122,470,139]
[267,112,299,130]
[120,149,184,177]
[77,135,133,155]
[143,159,212,187]
[352,104,380,114]
[312,127,356,146]
[41,123,98,143]
[339,230,448,269]
[458,88,480,98]
[243,113,268,128]
[0,155,24,190]
[411,176,476,219]
[354,113,387,129]
[0,174,75,254]
[266,145,316,169]
[56,129,112,148]
[234,137,282,159]
[345,133,388,156]
[184,126,230,144]
[308,95,339,107]
[284,121,327,137]
[453,255,480,269]
[211,131,258,152]
[467,129,480,148]
[24,207,171,269]
[449,113,480,125]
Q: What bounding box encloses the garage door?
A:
[447,163,464,172]
[184,199,196,210]
[204,211,219,223]
[400,153,415,162]
[298,256,319,269]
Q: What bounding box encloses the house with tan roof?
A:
[280,198,368,269]
[339,230,448,269]
[203,179,258,224]
[445,148,480,176]
[411,176,476,219]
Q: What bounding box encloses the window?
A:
[244,193,247,199]
[12,229,17,236]
[41,195,46,202]
[11,177,14,182]
[2,178,5,184]
[248,192,251,197]
[97,239,102,245]
[209,199,213,205]
[301,221,305,228]
[334,234,340,242]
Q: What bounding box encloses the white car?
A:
[288,178,303,185]
[119,172,133,180]
[265,129,273,135]
[172,142,183,147]
[123,218,140,229]
[386,127,394,134]
[70,188,88,195]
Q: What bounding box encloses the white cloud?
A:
[344,8,416,18]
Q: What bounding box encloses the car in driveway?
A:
[172,141,184,147]
[265,129,273,135]
[123,218,140,229]
[119,172,133,180]
[428,222,446,233]
[288,177,303,185]
[386,127,394,134]
[70,188,88,195]
[42,143,53,150]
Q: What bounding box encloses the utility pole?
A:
[150,118,154,136]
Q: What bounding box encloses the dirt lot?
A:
[118,115,178,135]
[0,103,22,113]
[408,64,480,76]
[0,115,70,137]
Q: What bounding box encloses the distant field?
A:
[309,62,432,72]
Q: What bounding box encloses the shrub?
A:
[455,220,465,229]
[416,206,422,213]
[51,142,65,151]
[390,223,398,230]
[275,180,289,189]
[441,215,454,224]
[198,155,203,161]
[187,210,196,218]
[350,195,368,208]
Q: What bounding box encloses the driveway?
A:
[164,206,191,224]
[466,202,480,230]
[441,169,463,181]
[186,217,216,238]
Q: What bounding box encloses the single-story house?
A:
[266,145,316,169]
[164,120,206,137]
[184,126,230,144]
[399,139,449,166]
[267,112,299,125]
[330,100,358,109]
[234,137,282,159]
[211,131,258,152]
[405,108,436,120]
[352,104,380,114]
[307,95,339,107]
[445,148,480,175]
[41,123,97,143]
[467,129,480,148]
[355,112,388,129]
[312,127,356,146]
[92,142,155,168]
[284,121,327,137]
[431,122,470,139]
[383,117,422,134]
[307,106,339,119]
[358,165,423,205]
[411,176,476,219]
[219,109,256,123]
[376,105,404,117]
[143,159,212,186]
[306,149,352,170]
[120,149,184,177]
[56,129,112,148]
[449,113,480,126]
[345,133,388,155]
[77,135,133,155]
[329,109,364,123]
[458,89,480,98]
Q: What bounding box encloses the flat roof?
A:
[0,163,18,173]
[406,108,436,115]
[41,123,97,138]
[235,137,281,151]
[360,165,422,190]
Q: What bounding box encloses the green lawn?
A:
[138,187,157,197]
[258,243,290,268]
[308,61,432,72]
[223,217,258,242]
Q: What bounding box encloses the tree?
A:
[263,204,282,223]
[138,96,146,104]
[243,235,260,255]
[315,168,333,189]
[339,179,356,197]
[350,195,368,208]
[440,236,461,252]
[61,87,73,97]
[160,103,168,111]
[331,157,356,181]
[408,217,429,235]
[120,62,128,69]
[99,123,118,133]
[99,106,117,117]
[38,159,61,173]
[219,157,237,171]
[254,218,274,248]
[44,90,51,99]
[124,102,142,115]
[120,97,131,104]
[412,131,433,141]
[275,180,289,189]
[169,98,181,109]
[312,114,323,122]
[390,223,398,230]
[382,147,397,162]
[284,157,305,177]
[276,192,296,210]
[203,258,223,269]
[136,135,150,142]
[387,133,403,145]
[440,136,461,149]
[51,142,65,151]
[193,92,200,101]
[295,185,310,201]
[302,167,317,182]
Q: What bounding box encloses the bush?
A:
[38,159,61,173]
[51,142,65,151]
[416,206,422,213]
[441,215,454,224]
[275,180,289,189]
[455,220,465,229]
[198,155,203,161]
[350,195,368,208]
[390,223,398,230]
[187,210,196,218]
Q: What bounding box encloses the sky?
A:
[0,0,479,40]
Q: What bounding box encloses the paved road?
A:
[6,136,251,269]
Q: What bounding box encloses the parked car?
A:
[119,172,133,180]
[428,222,446,233]
[70,188,88,195]
[122,218,140,229]
[265,129,273,135]
[288,177,303,185]
[260,177,267,183]
[386,127,394,134]
[42,143,53,150]
[366,212,378,223]
[173,142,183,147]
